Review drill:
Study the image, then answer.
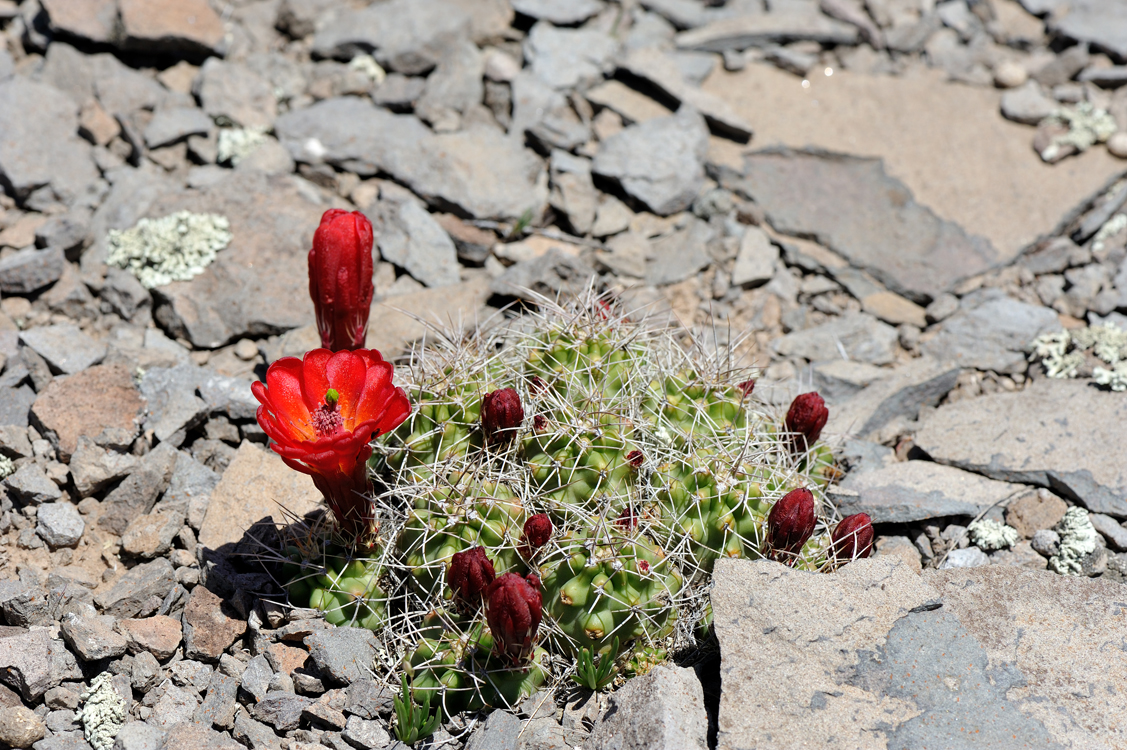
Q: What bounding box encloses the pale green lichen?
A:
[1048,507,1099,576]
[968,519,1019,551]
[217,127,268,165]
[0,456,13,480]
[76,672,125,750]
[1040,103,1118,162]
[1092,212,1127,256]
[1033,324,1127,383]
[106,210,231,289]
[349,54,387,84]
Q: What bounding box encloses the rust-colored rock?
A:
[118,0,225,57]
[1005,490,1069,539]
[29,364,144,462]
[120,615,183,661]
[264,642,308,676]
[183,586,246,661]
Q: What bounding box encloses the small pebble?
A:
[234,338,259,361]
[994,60,1028,89]
[1108,132,1127,159]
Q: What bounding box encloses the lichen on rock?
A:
[217,127,268,165]
[106,210,232,289]
[1048,507,1099,576]
[1038,103,1117,163]
[968,519,1019,551]
[76,672,125,750]
[0,455,14,479]
[1032,323,1127,386]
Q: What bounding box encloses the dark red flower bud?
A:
[527,376,549,395]
[523,514,552,550]
[831,513,874,565]
[785,392,829,453]
[486,572,542,664]
[533,414,547,432]
[766,488,816,562]
[615,506,638,531]
[737,379,756,397]
[308,209,375,352]
[626,449,644,468]
[481,388,524,445]
[448,547,495,612]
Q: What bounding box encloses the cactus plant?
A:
[266,290,849,718]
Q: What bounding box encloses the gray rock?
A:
[121,509,183,559]
[160,720,243,749]
[139,365,208,447]
[825,356,961,440]
[36,209,91,253]
[675,11,859,51]
[915,378,1127,518]
[0,626,83,701]
[143,107,213,150]
[810,360,891,404]
[920,294,1058,374]
[131,651,161,692]
[194,59,277,130]
[0,582,51,628]
[4,464,62,505]
[1085,512,1127,551]
[19,325,107,375]
[198,372,258,421]
[0,48,11,81]
[112,722,166,750]
[549,151,597,237]
[587,665,707,750]
[773,311,899,365]
[147,685,200,730]
[371,73,427,110]
[195,672,239,730]
[0,77,100,206]
[342,714,390,748]
[251,693,310,731]
[1031,528,1061,557]
[35,503,84,548]
[232,710,283,750]
[414,38,485,131]
[69,437,138,498]
[304,628,377,686]
[276,99,548,221]
[344,678,393,720]
[513,0,603,24]
[101,268,150,320]
[731,226,777,287]
[94,558,176,619]
[463,709,521,750]
[738,150,999,303]
[0,386,35,429]
[646,218,714,286]
[593,107,709,216]
[239,655,272,704]
[162,451,220,531]
[1000,81,1057,125]
[371,201,460,288]
[939,546,993,568]
[833,461,1022,524]
[99,443,179,535]
[311,0,472,74]
[0,248,66,295]
[490,248,598,300]
[525,21,619,90]
[0,704,45,748]
[59,614,128,661]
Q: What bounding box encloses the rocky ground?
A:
[1,0,1127,748]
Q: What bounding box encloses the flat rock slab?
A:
[30,364,144,462]
[915,378,1127,518]
[773,311,898,365]
[834,460,1024,523]
[920,293,1059,374]
[704,64,1124,262]
[713,557,1127,749]
[275,98,547,221]
[198,442,321,551]
[147,171,323,349]
[739,149,997,303]
[824,355,960,440]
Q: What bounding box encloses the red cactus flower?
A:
[766,488,816,563]
[486,572,542,665]
[523,514,552,550]
[448,546,495,612]
[309,209,375,352]
[481,388,524,445]
[785,392,829,453]
[615,506,639,531]
[625,449,644,468]
[831,513,874,565]
[737,379,756,397]
[533,414,548,432]
[252,348,410,538]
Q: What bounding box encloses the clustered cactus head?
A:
[308,209,375,352]
[448,546,496,613]
[785,392,829,453]
[486,572,543,665]
[252,347,410,540]
[481,387,525,445]
[831,513,874,563]
[766,488,816,564]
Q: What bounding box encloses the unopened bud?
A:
[785,392,829,453]
[626,449,644,468]
[448,546,495,612]
[766,488,816,561]
[523,513,552,550]
[737,379,755,397]
[486,572,543,664]
[831,513,874,565]
[481,388,524,445]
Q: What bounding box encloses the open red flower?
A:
[309,209,375,352]
[252,348,410,538]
